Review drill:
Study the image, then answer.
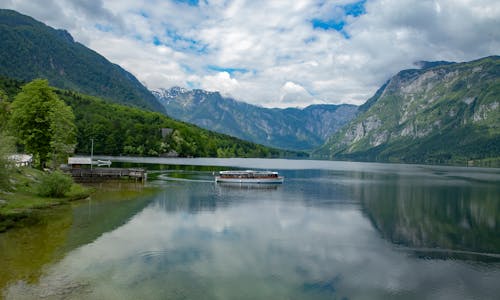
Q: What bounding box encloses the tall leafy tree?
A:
[49,98,77,168]
[0,89,14,190]
[0,131,14,191]
[0,89,9,127]
[9,79,76,168]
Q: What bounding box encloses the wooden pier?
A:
[68,167,147,182]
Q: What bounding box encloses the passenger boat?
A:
[215,170,284,184]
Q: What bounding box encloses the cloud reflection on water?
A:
[5,163,500,299]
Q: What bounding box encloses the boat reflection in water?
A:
[215,181,280,190]
[215,170,284,184]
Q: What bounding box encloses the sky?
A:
[2,0,500,108]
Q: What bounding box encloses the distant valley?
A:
[0,9,298,159]
[1,9,498,165]
[153,87,357,151]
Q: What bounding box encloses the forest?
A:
[0,76,305,160]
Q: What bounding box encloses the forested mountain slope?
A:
[0,9,164,113]
[315,56,500,165]
[0,76,303,158]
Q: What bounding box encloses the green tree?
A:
[0,89,14,190]
[49,98,77,168]
[0,89,9,129]
[9,79,76,169]
[0,131,14,191]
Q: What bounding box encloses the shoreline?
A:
[0,168,93,232]
[0,167,161,233]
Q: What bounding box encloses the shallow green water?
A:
[1,159,500,299]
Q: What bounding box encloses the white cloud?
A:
[201,71,239,95]
[279,81,313,107]
[3,0,500,107]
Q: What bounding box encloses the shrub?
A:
[37,171,73,198]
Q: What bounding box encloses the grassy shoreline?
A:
[0,168,94,232]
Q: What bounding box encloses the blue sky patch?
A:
[153,36,161,46]
[312,19,346,31]
[344,0,367,17]
[311,0,366,39]
[173,0,199,6]
[207,65,249,75]
[311,19,350,38]
[95,23,112,32]
[164,29,208,54]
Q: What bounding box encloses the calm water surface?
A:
[1,158,500,299]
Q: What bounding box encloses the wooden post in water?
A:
[90,138,94,171]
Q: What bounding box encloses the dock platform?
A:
[68,167,147,182]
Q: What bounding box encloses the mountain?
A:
[0,9,164,113]
[0,76,303,158]
[153,87,357,151]
[315,56,500,165]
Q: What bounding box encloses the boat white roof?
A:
[219,170,279,175]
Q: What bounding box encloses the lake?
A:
[1,158,500,299]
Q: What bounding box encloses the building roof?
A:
[8,154,33,163]
[68,157,92,165]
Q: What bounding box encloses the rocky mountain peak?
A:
[413,60,455,70]
[152,87,358,150]
[315,56,500,165]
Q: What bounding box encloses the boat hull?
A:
[215,176,284,184]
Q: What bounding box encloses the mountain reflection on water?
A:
[356,170,500,260]
[2,159,500,299]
